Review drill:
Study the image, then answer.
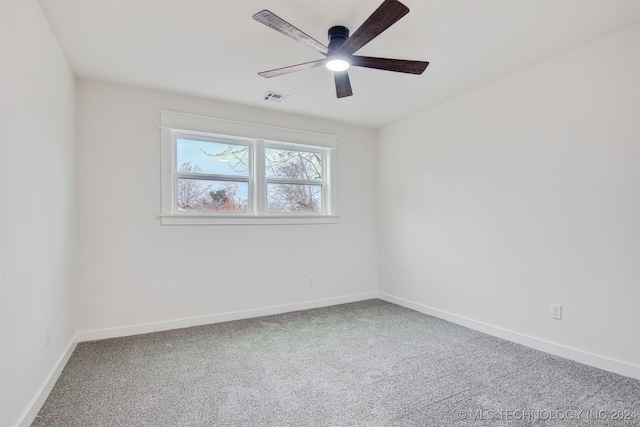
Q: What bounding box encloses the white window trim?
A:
[159,111,338,225]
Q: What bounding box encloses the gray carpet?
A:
[32,299,639,426]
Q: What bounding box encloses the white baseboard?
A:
[378,292,640,380]
[77,292,379,342]
[18,335,78,427]
[20,290,636,427]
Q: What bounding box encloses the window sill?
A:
[158,214,339,225]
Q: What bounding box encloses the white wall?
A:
[0,1,77,426]
[76,81,378,335]
[378,25,639,377]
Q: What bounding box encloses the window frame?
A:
[264,142,327,214]
[159,111,338,225]
[174,133,253,214]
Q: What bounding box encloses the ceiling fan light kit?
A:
[326,26,351,71]
[326,58,350,72]
[253,0,429,98]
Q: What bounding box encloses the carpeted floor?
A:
[32,299,639,426]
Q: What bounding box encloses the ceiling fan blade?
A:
[258,59,327,78]
[351,56,429,74]
[334,71,353,98]
[253,10,329,56]
[338,0,409,55]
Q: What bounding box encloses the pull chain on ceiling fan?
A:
[253,0,429,98]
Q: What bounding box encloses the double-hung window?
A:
[265,145,325,213]
[160,111,337,225]
[175,136,251,213]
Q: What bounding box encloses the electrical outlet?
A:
[46,327,51,348]
[551,304,562,320]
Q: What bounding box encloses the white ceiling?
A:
[39,0,639,129]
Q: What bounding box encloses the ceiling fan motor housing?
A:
[328,26,349,51]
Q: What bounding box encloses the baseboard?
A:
[17,334,78,427]
[77,292,379,342]
[13,291,637,427]
[378,292,640,380]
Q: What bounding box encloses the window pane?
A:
[177,179,248,212]
[176,138,249,176]
[267,183,322,212]
[265,148,322,180]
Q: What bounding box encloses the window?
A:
[160,111,337,225]
[265,146,324,213]
[175,137,251,213]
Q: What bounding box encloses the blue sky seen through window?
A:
[176,138,249,176]
[175,137,325,213]
[175,138,249,211]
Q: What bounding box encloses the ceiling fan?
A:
[253,0,429,98]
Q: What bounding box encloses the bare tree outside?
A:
[176,162,204,209]
[266,148,323,212]
[214,181,248,212]
[178,138,325,213]
[267,183,322,212]
[201,145,249,174]
[176,162,248,212]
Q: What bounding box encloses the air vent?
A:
[263,91,289,103]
